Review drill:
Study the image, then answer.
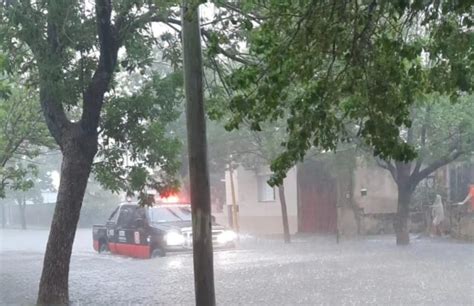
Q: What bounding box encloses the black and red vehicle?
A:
[92,202,237,258]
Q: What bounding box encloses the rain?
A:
[1,1,473,305]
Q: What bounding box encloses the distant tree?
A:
[376,96,474,244]
[0,77,52,224]
[0,81,51,195]
[6,155,55,230]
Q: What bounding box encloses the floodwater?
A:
[1,229,473,305]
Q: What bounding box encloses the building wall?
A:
[220,165,298,235]
[352,160,398,214]
[221,158,400,236]
[335,158,400,236]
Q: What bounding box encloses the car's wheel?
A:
[99,240,109,253]
[151,247,166,258]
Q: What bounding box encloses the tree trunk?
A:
[394,185,413,245]
[182,2,216,306]
[19,197,26,230]
[37,129,96,305]
[278,185,291,243]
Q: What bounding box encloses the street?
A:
[1,229,473,305]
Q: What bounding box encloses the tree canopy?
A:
[212,0,473,185]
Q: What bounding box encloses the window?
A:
[258,175,275,202]
[133,207,146,220]
[117,206,135,227]
[130,207,147,228]
[108,207,119,222]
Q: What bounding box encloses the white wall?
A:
[223,165,298,234]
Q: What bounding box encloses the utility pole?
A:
[181,1,216,306]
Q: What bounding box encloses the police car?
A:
[92,201,236,258]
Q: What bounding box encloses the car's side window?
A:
[131,207,146,228]
[117,207,135,228]
[133,207,146,220]
[108,207,119,222]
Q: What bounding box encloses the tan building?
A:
[215,157,400,236]
[215,166,299,235]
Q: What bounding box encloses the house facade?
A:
[217,153,474,238]
[215,156,401,236]
[214,166,299,235]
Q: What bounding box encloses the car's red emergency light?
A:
[155,192,189,204]
[160,195,180,203]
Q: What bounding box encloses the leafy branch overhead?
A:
[207,1,473,186]
[95,71,183,196]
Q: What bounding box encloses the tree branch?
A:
[116,9,180,42]
[216,2,264,25]
[116,9,252,66]
[412,149,465,185]
[96,0,116,73]
[81,0,118,134]
[375,158,397,181]
[113,0,138,38]
[411,106,430,176]
[38,11,71,146]
[201,29,252,65]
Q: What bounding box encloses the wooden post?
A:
[182,1,216,305]
[229,162,239,234]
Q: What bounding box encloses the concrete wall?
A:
[221,165,298,235]
[336,159,399,236]
[337,206,360,237]
[352,160,398,214]
[456,214,474,241]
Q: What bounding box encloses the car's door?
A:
[114,205,134,253]
[126,207,151,258]
[105,206,120,253]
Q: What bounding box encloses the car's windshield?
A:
[147,206,192,223]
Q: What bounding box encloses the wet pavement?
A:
[1,229,473,305]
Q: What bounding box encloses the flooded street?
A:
[1,229,473,305]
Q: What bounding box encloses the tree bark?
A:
[381,154,465,245]
[278,185,291,243]
[394,184,413,245]
[37,126,96,305]
[182,2,216,306]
